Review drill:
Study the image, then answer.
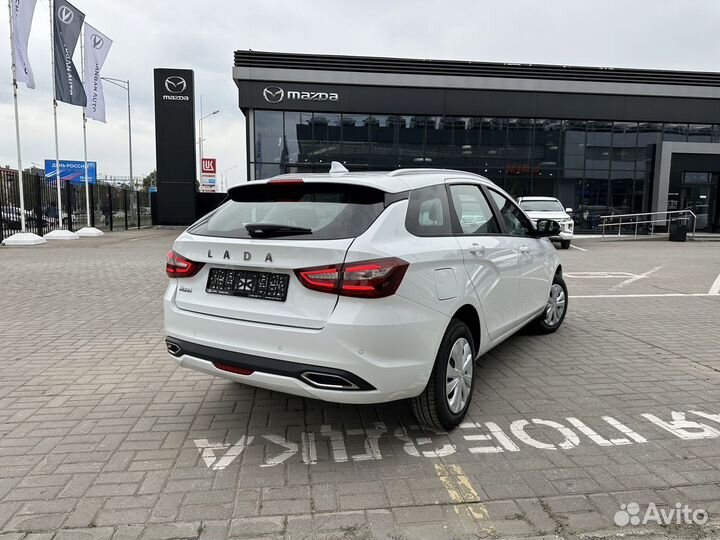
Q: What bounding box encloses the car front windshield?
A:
[520,200,564,212]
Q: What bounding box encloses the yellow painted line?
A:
[434,463,489,521]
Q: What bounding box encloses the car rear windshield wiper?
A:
[245,223,313,237]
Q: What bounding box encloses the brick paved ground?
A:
[1,231,720,539]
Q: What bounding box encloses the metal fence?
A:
[0,169,152,242]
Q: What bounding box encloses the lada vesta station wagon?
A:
[164,164,568,429]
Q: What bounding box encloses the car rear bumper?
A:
[163,283,448,404]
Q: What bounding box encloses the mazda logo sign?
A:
[263,86,284,104]
[165,76,187,94]
[57,5,74,24]
[91,34,104,49]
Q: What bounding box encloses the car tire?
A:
[560,240,571,249]
[528,273,568,334]
[411,319,475,431]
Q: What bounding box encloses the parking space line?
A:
[569,244,588,251]
[709,272,720,295]
[570,293,717,299]
[610,265,662,290]
[434,463,488,521]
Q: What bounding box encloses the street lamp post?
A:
[198,96,219,179]
[222,164,240,192]
[101,77,134,189]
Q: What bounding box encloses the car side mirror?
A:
[535,218,561,237]
[565,207,573,213]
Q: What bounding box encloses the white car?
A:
[164,166,568,430]
[517,196,574,249]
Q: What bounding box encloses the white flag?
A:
[11,0,38,89]
[83,23,113,122]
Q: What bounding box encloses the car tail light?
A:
[166,250,204,278]
[295,257,409,298]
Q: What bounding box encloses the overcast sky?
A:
[1,0,719,188]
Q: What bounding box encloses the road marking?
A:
[434,463,490,523]
[570,293,717,299]
[566,271,637,279]
[569,244,588,251]
[709,272,720,295]
[193,410,720,471]
[610,265,662,290]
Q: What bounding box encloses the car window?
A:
[449,185,500,235]
[490,190,533,236]
[405,185,452,236]
[519,200,564,212]
[189,183,385,240]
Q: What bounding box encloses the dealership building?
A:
[233,50,720,232]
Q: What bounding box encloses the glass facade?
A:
[251,111,720,231]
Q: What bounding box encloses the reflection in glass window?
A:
[611,122,637,171]
[284,111,313,165]
[341,114,369,167]
[637,122,662,172]
[562,120,586,172]
[480,118,507,184]
[308,113,342,166]
[369,115,398,169]
[688,124,712,142]
[489,190,532,236]
[255,163,282,180]
[663,123,688,142]
[585,121,612,171]
[425,117,454,167]
[254,111,283,165]
[398,116,426,167]
[533,119,562,169]
[449,185,500,235]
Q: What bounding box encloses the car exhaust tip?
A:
[300,371,359,390]
[166,341,182,357]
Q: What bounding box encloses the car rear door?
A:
[487,188,549,320]
[446,181,520,341]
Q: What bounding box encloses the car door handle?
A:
[469,243,486,256]
[519,245,530,254]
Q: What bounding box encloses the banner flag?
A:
[83,23,112,122]
[11,0,38,88]
[53,0,86,106]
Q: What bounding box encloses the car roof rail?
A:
[386,168,484,178]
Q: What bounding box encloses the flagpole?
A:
[49,0,63,230]
[80,25,90,227]
[7,0,27,232]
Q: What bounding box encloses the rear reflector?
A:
[166,250,204,278]
[295,257,409,298]
[213,362,254,376]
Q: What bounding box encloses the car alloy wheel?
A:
[445,337,473,414]
[545,283,566,326]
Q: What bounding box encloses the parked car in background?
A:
[517,196,574,249]
[164,166,568,430]
[0,206,24,229]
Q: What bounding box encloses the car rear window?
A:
[189,182,386,240]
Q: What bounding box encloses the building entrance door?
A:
[681,173,719,233]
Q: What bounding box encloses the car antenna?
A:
[329,161,349,174]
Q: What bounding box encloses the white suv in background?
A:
[164,166,568,430]
[517,196,574,249]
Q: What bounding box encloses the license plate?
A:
[206,268,290,302]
